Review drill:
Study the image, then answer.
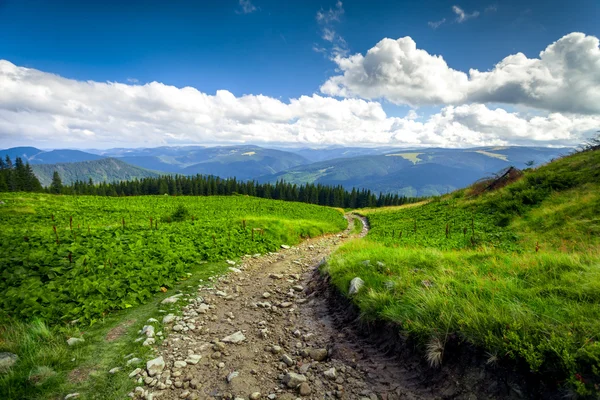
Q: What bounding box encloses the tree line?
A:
[0,156,422,208]
[0,156,43,192]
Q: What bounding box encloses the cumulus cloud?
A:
[236,0,256,14]
[0,60,597,149]
[452,5,480,23]
[321,32,600,114]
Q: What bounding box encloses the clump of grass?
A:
[426,337,444,368]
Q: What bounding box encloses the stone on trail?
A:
[0,352,18,371]
[162,314,176,324]
[250,393,261,400]
[281,354,294,367]
[299,382,312,396]
[128,368,142,378]
[146,356,165,377]
[66,337,85,346]
[173,324,184,332]
[281,244,290,249]
[283,372,307,388]
[228,267,242,274]
[142,325,155,337]
[185,354,202,365]
[142,338,155,346]
[226,370,239,383]
[324,367,337,380]
[309,348,328,362]
[108,367,121,374]
[226,260,236,266]
[222,331,246,344]
[348,277,365,296]
[173,360,187,368]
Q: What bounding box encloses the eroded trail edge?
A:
[133,215,426,400]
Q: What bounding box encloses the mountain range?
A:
[0,145,568,195]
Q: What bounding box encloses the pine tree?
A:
[50,171,63,194]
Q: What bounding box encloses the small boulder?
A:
[309,348,328,362]
[324,367,337,380]
[299,382,312,396]
[282,372,307,388]
[348,277,365,296]
[281,245,290,249]
[64,394,80,399]
[0,352,18,371]
[146,356,165,377]
[222,331,246,344]
[162,314,176,324]
[66,337,84,346]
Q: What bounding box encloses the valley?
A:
[0,145,567,196]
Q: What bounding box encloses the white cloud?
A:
[315,1,347,57]
[321,32,600,114]
[237,0,256,14]
[452,5,480,23]
[0,60,597,149]
[316,1,344,23]
[428,18,446,29]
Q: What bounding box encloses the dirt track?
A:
[131,215,534,400]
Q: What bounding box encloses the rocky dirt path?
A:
[130,215,434,400]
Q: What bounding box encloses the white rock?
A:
[142,325,155,338]
[226,260,236,266]
[173,360,187,368]
[0,352,18,371]
[66,337,84,346]
[128,368,142,378]
[162,314,176,324]
[197,304,210,314]
[348,277,365,296]
[228,267,242,274]
[227,371,239,383]
[161,294,182,304]
[127,357,141,365]
[221,331,246,344]
[109,367,121,374]
[142,338,155,346]
[184,354,202,365]
[147,318,158,323]
[173,324,184,332]
[146,356,165,377]
[64,393,80,399]
[324,367,337,379]
[281,244,290,249]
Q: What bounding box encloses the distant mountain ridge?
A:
[1,145,568,194]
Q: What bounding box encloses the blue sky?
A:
[1,0,597,100]
[0,0,599,148]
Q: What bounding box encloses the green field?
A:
[325,149,600,396]
[0,194,346,399]
[0,194,346,324]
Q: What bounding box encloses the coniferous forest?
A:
[0,156,420,209]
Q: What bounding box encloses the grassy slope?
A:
[31,158,161,186]
[325,149,600,395]
[0,194,346,399]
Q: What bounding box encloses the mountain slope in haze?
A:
[0,147,44,162]
[288,146,396,162]
[0,147,105,164]
[31,158,160,186]
[95,145,310,179]
[261,146,568,196]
